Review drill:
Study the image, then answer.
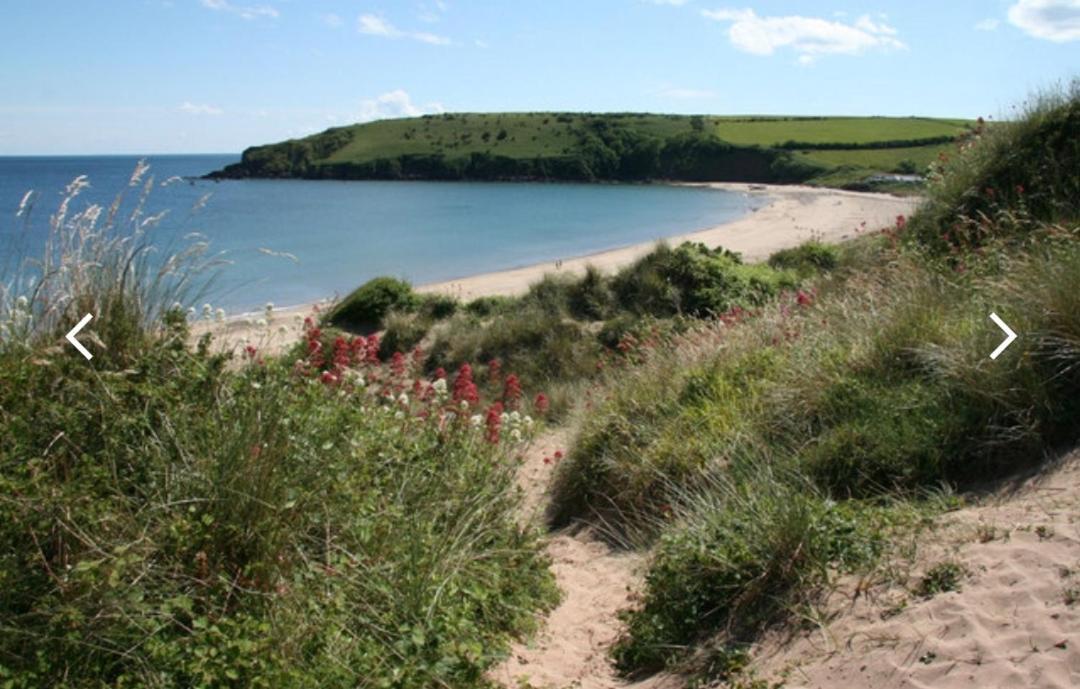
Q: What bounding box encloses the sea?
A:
[0,155,763,313]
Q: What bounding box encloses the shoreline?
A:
[194,182,920,350]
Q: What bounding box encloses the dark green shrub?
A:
[417,293,459,320]
[767,241,840,275]
[568,265,614,320]
[326,277,418,333]
[379,311,432,358]
[465,295,514,317]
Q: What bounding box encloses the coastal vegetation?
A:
[0,84,1076,688]
[0,178,556,687]
[208,113,972,189]
[548,85,1080,681]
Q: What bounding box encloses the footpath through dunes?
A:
[491,429,681,689]
[752,450,1080,689]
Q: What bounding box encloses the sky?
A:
[0,0,1077,154]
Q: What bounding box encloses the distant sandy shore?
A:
[194,183,920,352]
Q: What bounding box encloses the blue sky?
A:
[0,0,1077,154]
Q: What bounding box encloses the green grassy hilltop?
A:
[209,112,972,188]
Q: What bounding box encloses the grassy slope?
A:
[542,86,1080,682]
[215,112,971,186]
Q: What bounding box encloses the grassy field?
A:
[210,112,972,187]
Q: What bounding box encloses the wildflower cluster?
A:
[287,318,547,446]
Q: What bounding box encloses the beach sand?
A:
[193,183,920,352]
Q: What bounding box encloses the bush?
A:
[379,310,432,358]
[908,83,1080,253]
[613,467,884,674]
[767,241,840,275]
[326,277,418,333]
[417,293,459,320]
[613,242,796,318]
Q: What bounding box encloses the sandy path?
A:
[193,183,919,353]
[494,430,680,689]
[754,451,1080,689]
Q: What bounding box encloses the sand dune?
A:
[754,452,1080,689]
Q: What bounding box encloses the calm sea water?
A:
[0,155,762,312]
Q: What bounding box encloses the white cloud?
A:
[357,13,451,45]
[200,0,278,20]
[645,0,691,5]
[180,102,224,116]
[975,18,1001,31]
[702,8,906,63]
[1007,0,1080,42]
[357,90,445,122]
[321,12,343,28]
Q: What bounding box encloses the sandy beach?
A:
[194,183,920,351]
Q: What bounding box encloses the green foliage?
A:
[613,243,796,318]
[612,468,887,674]
[767,241,840,275]
[915,561,967,597]
[0,326,555,688]
[908,83,1080,252]
[550,88,1080,678]
[325,276,418,333]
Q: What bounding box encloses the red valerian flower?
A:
[434,367,447,380]
[364,334,381,364]
[502,374,522,408]
[485,401,504,444]
[895,214,907,232]
[487,358,502,386]
[244,344,257,359]
[391,352,406,378]
[453,363,479,405]
[534,393,550,415]
[320,370,338,386]
[796,290,814,307]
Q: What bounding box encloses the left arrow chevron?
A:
[66,313,94,360]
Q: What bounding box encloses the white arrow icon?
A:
[66,313,94,360]
[988,312,1017,360]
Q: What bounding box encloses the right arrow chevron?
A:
[988,312,1017,360]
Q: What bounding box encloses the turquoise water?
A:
[0,155,763,312]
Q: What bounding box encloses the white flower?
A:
[432,378,448,397]
[256,318,268,328]
[202,303,213,319]
[14,295,28,310]
[499,412,509,423]
[397,392,409,406]
[524,415,534,427]
[470,414,483,427]
[459,400,470,411]
[394,410,405,420]
[510,429,522,442]
[214,308,226,322]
